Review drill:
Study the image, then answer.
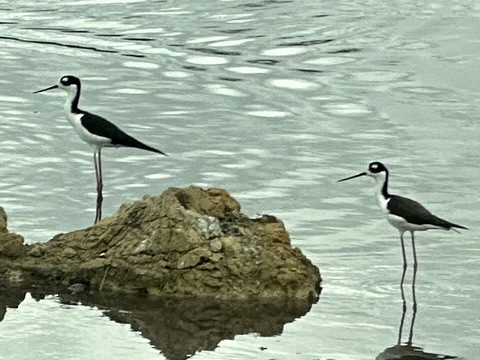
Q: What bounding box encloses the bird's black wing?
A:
[80,111,166,155]
[388,195,467,230]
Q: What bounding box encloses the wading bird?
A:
[338,161,467,289]
[35,75,167,224]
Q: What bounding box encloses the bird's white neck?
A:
[373,172,390,211]
[63,85,80,114]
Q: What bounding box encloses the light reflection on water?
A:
[0,0,479,359]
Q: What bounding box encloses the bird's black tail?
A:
[117,133,167,156]
[132,140,167,156]
[442,219,468,232]
[431,214,468,232]
[448,222,468,231]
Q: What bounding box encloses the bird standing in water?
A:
[35,75,167,224]
[338,161,467,292]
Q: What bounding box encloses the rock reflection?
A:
[376,282,459,360]
[0,286,27,322]
[0,286,316,360]
[74,293,315,360]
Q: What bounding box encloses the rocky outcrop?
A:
[1,186,321,300]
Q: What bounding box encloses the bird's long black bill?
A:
[33,84,58,94]
[338,172,367,182]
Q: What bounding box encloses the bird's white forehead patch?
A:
[371,163,378,169]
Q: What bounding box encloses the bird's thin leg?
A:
[97,149,103,223]
[397,288,407,345]
[400,232,408,290]
[93,151,99,223]
[407,290,418,346]
[93,150,103,224]
[411,231,418,312]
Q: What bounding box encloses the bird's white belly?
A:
[67,113,112,149]
[377,193,441,232]
[385,213,442,232]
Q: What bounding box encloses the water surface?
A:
[0,1,479,359]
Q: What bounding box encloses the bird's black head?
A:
[34,75,81,94]
[368,161,388,174]
[59,75,80,87]
[338,161,389,182]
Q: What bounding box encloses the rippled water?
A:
[0,0,479,359]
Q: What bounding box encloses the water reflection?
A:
[376,282,459,360]
[0,286,27,322]
[0,35,119,55]
[0,286,317,360]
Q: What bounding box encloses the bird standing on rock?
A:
[34,75,167,224]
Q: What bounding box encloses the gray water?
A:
[0,0,479,359]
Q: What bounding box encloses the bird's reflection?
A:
[376,277,459,360]
[0,285,317,360]
[398,261,417,346]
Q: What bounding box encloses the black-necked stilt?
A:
[34,75,167,224]
[338,161,467,288]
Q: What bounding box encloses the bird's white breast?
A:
[376,191,390,214]
[376,191,412,231]
[65,112,112,149]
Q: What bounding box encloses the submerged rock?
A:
[2,186,321,300]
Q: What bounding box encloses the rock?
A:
[0,207,7,232]
[209,238,222,253]
[184,210,222,240]
[1,186,321,300]
[27,244,46,258]
[67,283,87,294]
[176,247,212,269]
[61,247,77,259]
[0,234,24,258]
[0,207,25,259]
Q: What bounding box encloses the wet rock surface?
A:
[0,186,321,300]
